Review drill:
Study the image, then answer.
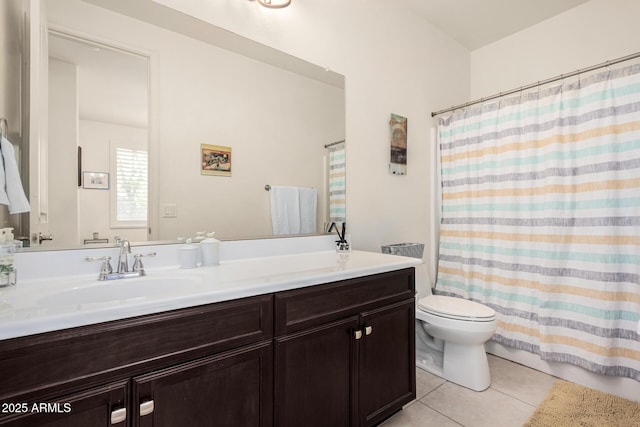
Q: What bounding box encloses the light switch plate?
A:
[162,203,177,218]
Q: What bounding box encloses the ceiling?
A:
[400,0,590,50]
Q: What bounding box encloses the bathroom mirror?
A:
[19,0,345,250]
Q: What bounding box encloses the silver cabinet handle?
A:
[354,329,363,340]
[111,408,126,424]
[365,326,373,336]
[140,400,155,417]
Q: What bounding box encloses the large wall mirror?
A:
[14,0,345,251]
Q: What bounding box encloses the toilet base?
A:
[417,341,491,391]
[416,357,443,377]
[442,341,491,391]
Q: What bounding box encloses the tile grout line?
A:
[415,399,465,427]
[488,385,540,409]
[417,380,542,427]
[418,379,448,400]
[417,381,466,426]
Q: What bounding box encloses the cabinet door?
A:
[359,299,415,426]
[132,341,272,427]
[274,316,360,427]
[0,380,128,427]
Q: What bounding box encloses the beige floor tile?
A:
[416,367,447,400]
[380,401,462,427]
[420,381,536,427]
[488,355,556,406]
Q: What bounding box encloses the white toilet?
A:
[415,294,497,391]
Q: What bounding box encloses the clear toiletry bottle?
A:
[201,232,220,267]
[0,228,16,287]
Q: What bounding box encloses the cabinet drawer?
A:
[0,379,128,426]
[275,268,414,335]
[0,294,273,404]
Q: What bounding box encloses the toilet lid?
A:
[418,295,496,321]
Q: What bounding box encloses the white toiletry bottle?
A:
[178,238,199,269]
[200,232,220,267]
[192,232,206,266]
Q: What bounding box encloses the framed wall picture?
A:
[83,171,110,190]
[389,113,408,175]
[201,144,232,176]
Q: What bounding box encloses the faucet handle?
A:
[134,252,157,258]
[132,252,156,275]
[85,256,113,278]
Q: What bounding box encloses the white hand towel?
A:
[270,186,301,235]
[298,187,317,234]
[0,147,9,207]
[1,137,31,214]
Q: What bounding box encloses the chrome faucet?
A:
[85,240,156,281]
[117,240,131,273]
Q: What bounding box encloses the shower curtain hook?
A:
[577,67,582,89]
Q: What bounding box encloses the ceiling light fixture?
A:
[256,0,291,9]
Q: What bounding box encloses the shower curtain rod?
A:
[324,139,345,148]
[431,50,640,117]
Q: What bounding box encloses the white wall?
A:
[153,0,471,293]
[47,58,79,247]
[471,0,640,99]
[156,49,341,240]
[78,119,148,244]
[46,0,344,241]
[471,0,640,401]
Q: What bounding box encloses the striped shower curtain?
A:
[436,63,640,380]
[328,141,346,222]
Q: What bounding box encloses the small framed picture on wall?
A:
[83,171,110,190]
[201,144,232,177]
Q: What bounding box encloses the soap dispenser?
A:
[200,232,220,267]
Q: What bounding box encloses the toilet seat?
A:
[418,295,495,322]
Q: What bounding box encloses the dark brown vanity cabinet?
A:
[0,380,129,427]
[132,341,273,427]
[0,267,415,427]
[358,299,415,426]
[0,294,273,427]
[274,268,416,427]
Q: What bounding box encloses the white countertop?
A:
[0,250,421,340]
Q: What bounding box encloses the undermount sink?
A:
[37,275,206,306]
